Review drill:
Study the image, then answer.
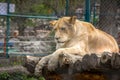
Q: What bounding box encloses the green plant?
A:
[0,72,10,80]
[25,77,37,80]
[39,77,45,80]
[0,72,46,80]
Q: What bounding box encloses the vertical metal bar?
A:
[65,0,69,16]
[6,0,10,58]
[85,0,91,22]
[93,0,96,25]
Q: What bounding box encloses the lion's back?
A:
[88,28,119,53]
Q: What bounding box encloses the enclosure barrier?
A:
[0,0,92,58]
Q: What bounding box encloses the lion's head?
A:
[50,16,78,49]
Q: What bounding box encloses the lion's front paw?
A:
[34,68,42,77]
[34,62,43,76]
[47,49,66,71]
[34,55,51,76]
[47,56,59,71]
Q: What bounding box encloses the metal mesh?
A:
[0,18,56,57]
[0,0,85,58]
[90,0,120,48]
[91,0,120,38]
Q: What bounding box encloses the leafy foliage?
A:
[31,4,54,15]
[0,72,10,80]
[0,72,45,80]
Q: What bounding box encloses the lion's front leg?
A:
[47,48,83,71]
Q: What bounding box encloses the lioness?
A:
[51,16,119,54]
[35,16,119,75]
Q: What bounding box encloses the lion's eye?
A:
[54,28,57,31]
[60,27,66,31]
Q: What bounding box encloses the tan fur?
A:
[50,16,119,56]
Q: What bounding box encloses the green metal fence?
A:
[0,0,58,58]
[0,0,89,58]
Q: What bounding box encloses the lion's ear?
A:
[69,16,77,24]
[49,20,57,27]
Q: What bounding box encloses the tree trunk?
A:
[31,52,120,80]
